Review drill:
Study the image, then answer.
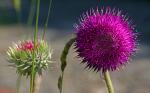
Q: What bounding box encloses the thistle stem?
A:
[42,0,53,40]
[103,71,115,93]
[27,0,36,26]
[30,0,40,93]
[30,74,36,93]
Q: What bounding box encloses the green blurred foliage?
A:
[12,0,21,13]
[0,9,17,25]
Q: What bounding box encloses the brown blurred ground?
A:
[0,26,150,93]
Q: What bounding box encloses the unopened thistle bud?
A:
[7,40,52,76]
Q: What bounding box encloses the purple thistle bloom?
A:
[74,7,137,72]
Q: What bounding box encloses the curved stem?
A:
[30,0,40,93]
[103,71,115,93]
[58,38,76,93]
[42,0,53,40]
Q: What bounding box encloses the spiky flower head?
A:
[74,7,137,72]
[7,40,52,76]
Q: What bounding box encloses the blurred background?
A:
[0,0,150,93]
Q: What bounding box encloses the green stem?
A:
[30,74,36,93]
[103,71,115,93]
[16,75,21,93]
[27,0,36,26]
[30,0,40,93]
[58,38,76,93]
[42,0,53,40]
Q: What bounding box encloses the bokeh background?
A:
[0,0,150,93]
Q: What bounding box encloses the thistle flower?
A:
[74,7,137,72]
[7,40,52,76]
